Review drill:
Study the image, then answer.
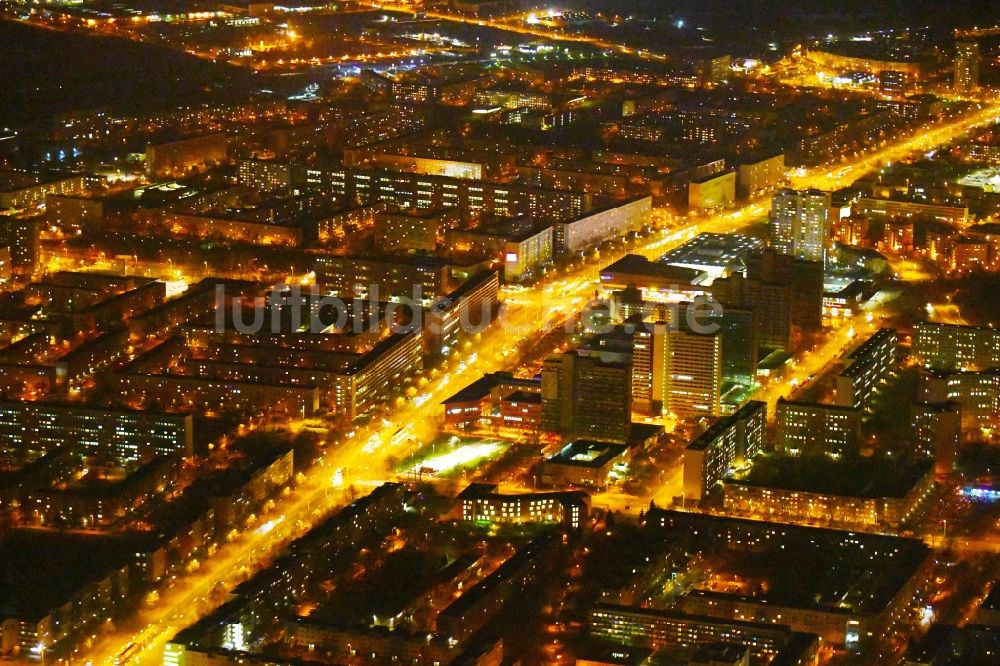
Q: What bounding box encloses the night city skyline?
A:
[1,2,1000,666]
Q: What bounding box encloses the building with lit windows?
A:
[589,604,820,664]
[0,531,133,658]
[541,352,633,443]
[905,624,1000,665]
[664,326,723,418]
[445,217,553,282]
[0,170,84,210]
[145,133,228,178]
[345,332,427,420]
[44,193,104,231]
[960,141,1000,165]
[770,189,832,263]
[736,153,785,199]
[25,453,181,529]
[688,172,736,212]
[775,399,862,457]
[314,254,452,300]
[106,360,322,418]
[917,369,1000,436]
[502,223,553,282]
[793,110,905,166]
[236,158,294,192]
[805,47,923,76]
[203,447,295,534]
[442,372,541,431]
[457,483,589,529]
[834,328,897,410]
[0,216,41,275]
[912,321,1000,372]
[388,69,493,104]
[516,159,653,199]
[298,166,591,223]
[539,440,631,489]
[852,198,969,226]
[163,209,308,247]
[722,457,935,530]
[630,321,664,416]
[374,208,460,253]
[498,390,542,432]
[681,401,766,501]
[710,250,823,353]
[473,88,551,111]
[911,400,962,473]
[617,300,756,391]
[109,322,424,422]
[879,70,910,95]
[310,204,379,246]
[950,236,991,272]
[424,270,500,355]
[556,196,651,254]
[954,41,981,93]
[436,534,557,644]
[710,306,758,382]
[127,278,257,342]
[691,52,733,87]
[0,401,193,464]
[371,146,509,181]
[646,510,933,648]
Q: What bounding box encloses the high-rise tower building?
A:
[541,352,632,442]
[954,41,980,93]
[664,326,723,419]
[770,188,832,263]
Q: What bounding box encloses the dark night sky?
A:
[2,1,999,124]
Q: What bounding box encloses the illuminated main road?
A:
[359,2,669,59]
[77,101,1000,666]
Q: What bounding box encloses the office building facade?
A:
[665,327,723,418]
[541,352,632,443]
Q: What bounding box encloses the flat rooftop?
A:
[658,232,764,275]
[647,509,931,616]
[546,440,629,468]
[442,372,539,405]
[457,482,589,506]
[600,254,705,284]
[686,401,765,452]
[728,454,932,499]
[0,169,78,192]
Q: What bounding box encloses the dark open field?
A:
[0,19,258,125]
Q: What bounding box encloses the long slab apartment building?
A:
[834,327,897,410]
[106,329,425,421]
[239,159,652,255]
[107,270,499,420]
[913,321,1000,372]
[297,165,591,222]
[0,401,193,464]
[682,400,766,501]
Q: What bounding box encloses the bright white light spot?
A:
[412,442,502,474]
